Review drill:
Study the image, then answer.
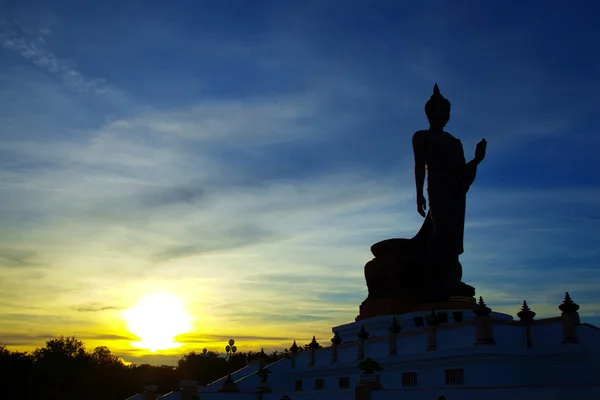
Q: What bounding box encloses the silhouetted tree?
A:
[31,336,92,400]
[0,345,32,399]
[0,337,295,399]
[177,350,227,385]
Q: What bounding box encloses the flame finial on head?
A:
[430,83,445,101]
[425,82,451,124]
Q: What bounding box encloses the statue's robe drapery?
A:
[362,129,480,305]
[412,130,478,265]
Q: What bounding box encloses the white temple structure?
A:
[128,293,600,400]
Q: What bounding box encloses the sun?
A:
[124,293,193,351]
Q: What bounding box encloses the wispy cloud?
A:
[76,304,126,313]
[0,19,109,94]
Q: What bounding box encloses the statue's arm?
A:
[463,159,478,189]
[466,139,487,190]
[412,131,426,196]
[462,138,486,190]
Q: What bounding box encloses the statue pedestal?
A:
[334,306,512,344]
[360,238,476,320]
[357,297,476,321]
[357,296,421,321]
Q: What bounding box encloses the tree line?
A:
[0,336,315,400]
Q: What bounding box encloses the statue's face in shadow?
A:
[427,109,450,128]
[425,84,451,129]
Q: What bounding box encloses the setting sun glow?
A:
[124,293,193,351]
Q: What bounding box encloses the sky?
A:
[1,0,599,365]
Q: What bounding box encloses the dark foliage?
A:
[0,337,293,399]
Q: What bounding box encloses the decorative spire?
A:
[330,331,341,363]
[433,82,440,95]
[331,331,342,345]
[357,325,370,340]
[309,335,320,349]
[289,340,299,368]
[308,336,318,366]
[218,372,239,392]
[474,296,492,317]
[559,292,580,313]
[258,347,267,369]
[388,317,402,334]
[290,340,299,354]
[426,309,440,326]
[477,296,486,307]
[517,300,536,321]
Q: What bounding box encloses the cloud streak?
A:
[76,305,126,313]
[0,19,109,93]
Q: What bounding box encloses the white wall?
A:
[263,390,354,400]
[371,386,600,400]
[200,316,600,398]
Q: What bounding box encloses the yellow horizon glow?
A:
[124,292,193,352]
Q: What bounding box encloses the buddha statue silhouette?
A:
[362,84,486,312]
[411,83,487,300]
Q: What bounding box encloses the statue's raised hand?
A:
[475,138,487,164]
[417,193,427,218]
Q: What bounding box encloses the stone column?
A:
[218,373,239,392]
[308,336,319,366]
[254,376,271,395]
[355,373,382,400]
[180,380,197,400]
[357,325,369,360]
[517,300,536,347]
[474,297,496,345]
[559,292,580,344]
[426,310,439,351]
[388,317,401,356]
[331,331,342,363]
[290,340,299,369]
[142,385,157,400]
[259,348,267,369]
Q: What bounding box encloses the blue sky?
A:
[1,0,599,364]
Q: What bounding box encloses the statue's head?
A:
[425,83,451,128]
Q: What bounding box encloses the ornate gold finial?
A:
[309,335,320,348]
[290,340,299,354]
[517,300,536,321]
[559,292,580,313]
[477,296,486,307]
[474,296,492,317]
[357,325,370,340]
